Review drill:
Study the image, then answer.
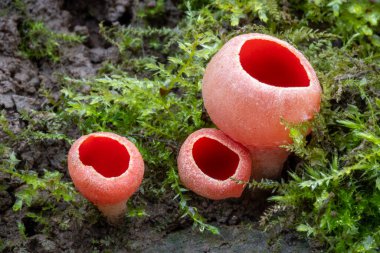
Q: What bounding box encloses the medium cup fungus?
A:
[177,128,252,200]
[68,132,144,223]
[202,33,321,179]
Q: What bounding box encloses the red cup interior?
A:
[79,136,130,178]
[240,39,310,88]
[192,137,239,180]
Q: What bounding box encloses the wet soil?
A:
[0,1,317,252]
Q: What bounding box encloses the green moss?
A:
[288,0,380,54]
[19,20,85,62]
[136,0,166,22]
[12,0,84,62]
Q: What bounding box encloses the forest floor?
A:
[1,0,379,252]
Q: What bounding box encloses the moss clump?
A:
[11,0,84,62]
[19,20,85,62]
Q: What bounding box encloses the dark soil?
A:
[0,1,317,252]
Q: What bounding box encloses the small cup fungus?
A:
[177,128,252,200]
[202,33,322,179]
[68,132,144,223]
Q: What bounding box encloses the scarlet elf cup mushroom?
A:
[177,128,252,200]
[202,33,322,179]
[68,132,144,222]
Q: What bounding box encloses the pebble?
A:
[0,94,14,109]
[12,95,37,112]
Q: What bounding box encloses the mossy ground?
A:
[0,0,379,252]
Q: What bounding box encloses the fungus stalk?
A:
[68,132,144,223]
[202,33,321,179]
[248,146,290,178]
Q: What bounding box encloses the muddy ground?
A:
[0,1,317,252]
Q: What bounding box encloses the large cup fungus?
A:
[68,132,144,223]
[177,128,252,200]
[202,33,321,179]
